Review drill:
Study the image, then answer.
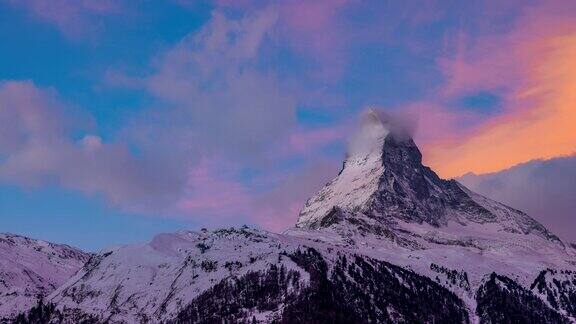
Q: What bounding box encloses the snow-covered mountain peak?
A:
[295,110,562,250]
[17,112,574,322]
[296,108,442,229]
[296,109,420,229]
[12,110,574,323]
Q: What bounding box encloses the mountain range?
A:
[4,110,576,323]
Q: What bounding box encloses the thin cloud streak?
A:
[7,0,122,38]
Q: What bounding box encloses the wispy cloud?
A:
[7,0,122,38]
[172,156,337,231]
[251,163,338,232]
[140,8,295,157]
[0,81,184,212]
[213,0,353,80]
[1,7,336,229]
[177,157,252,222]
[400,1,576,178]
[459,154,576,243]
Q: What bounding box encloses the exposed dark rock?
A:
[307,206,346,230]
[370,135,515,227]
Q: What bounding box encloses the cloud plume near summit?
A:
[346,109,417,158]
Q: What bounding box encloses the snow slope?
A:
[47,228,473,323]
[0,233,89,320]
[49,227,311,322]
[45,224,576,323]
[297,110,389,228]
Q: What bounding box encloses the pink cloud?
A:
[96,8,322,228]
[174,155,338,232]
[386,1,576,178]
[279,0,351,80]
[438,1,576,100]
[0,80,184,212]
[402,101,484,145]
[177,158,251,219]
[0,78,332,231]
[251,163,338,232]
[283,126,346,156]
[214,0,257,9]
[252,201,302,233]
[279,0,348,52]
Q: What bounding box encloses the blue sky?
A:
[1,0,575,250]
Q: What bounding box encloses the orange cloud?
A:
[426,34,576,178]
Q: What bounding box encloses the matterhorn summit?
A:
[8,109,576,323]
[296,109,393,229]
[290,109,573,289]
[298,109,561,243]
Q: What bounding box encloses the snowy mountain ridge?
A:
[0,233,89,321]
